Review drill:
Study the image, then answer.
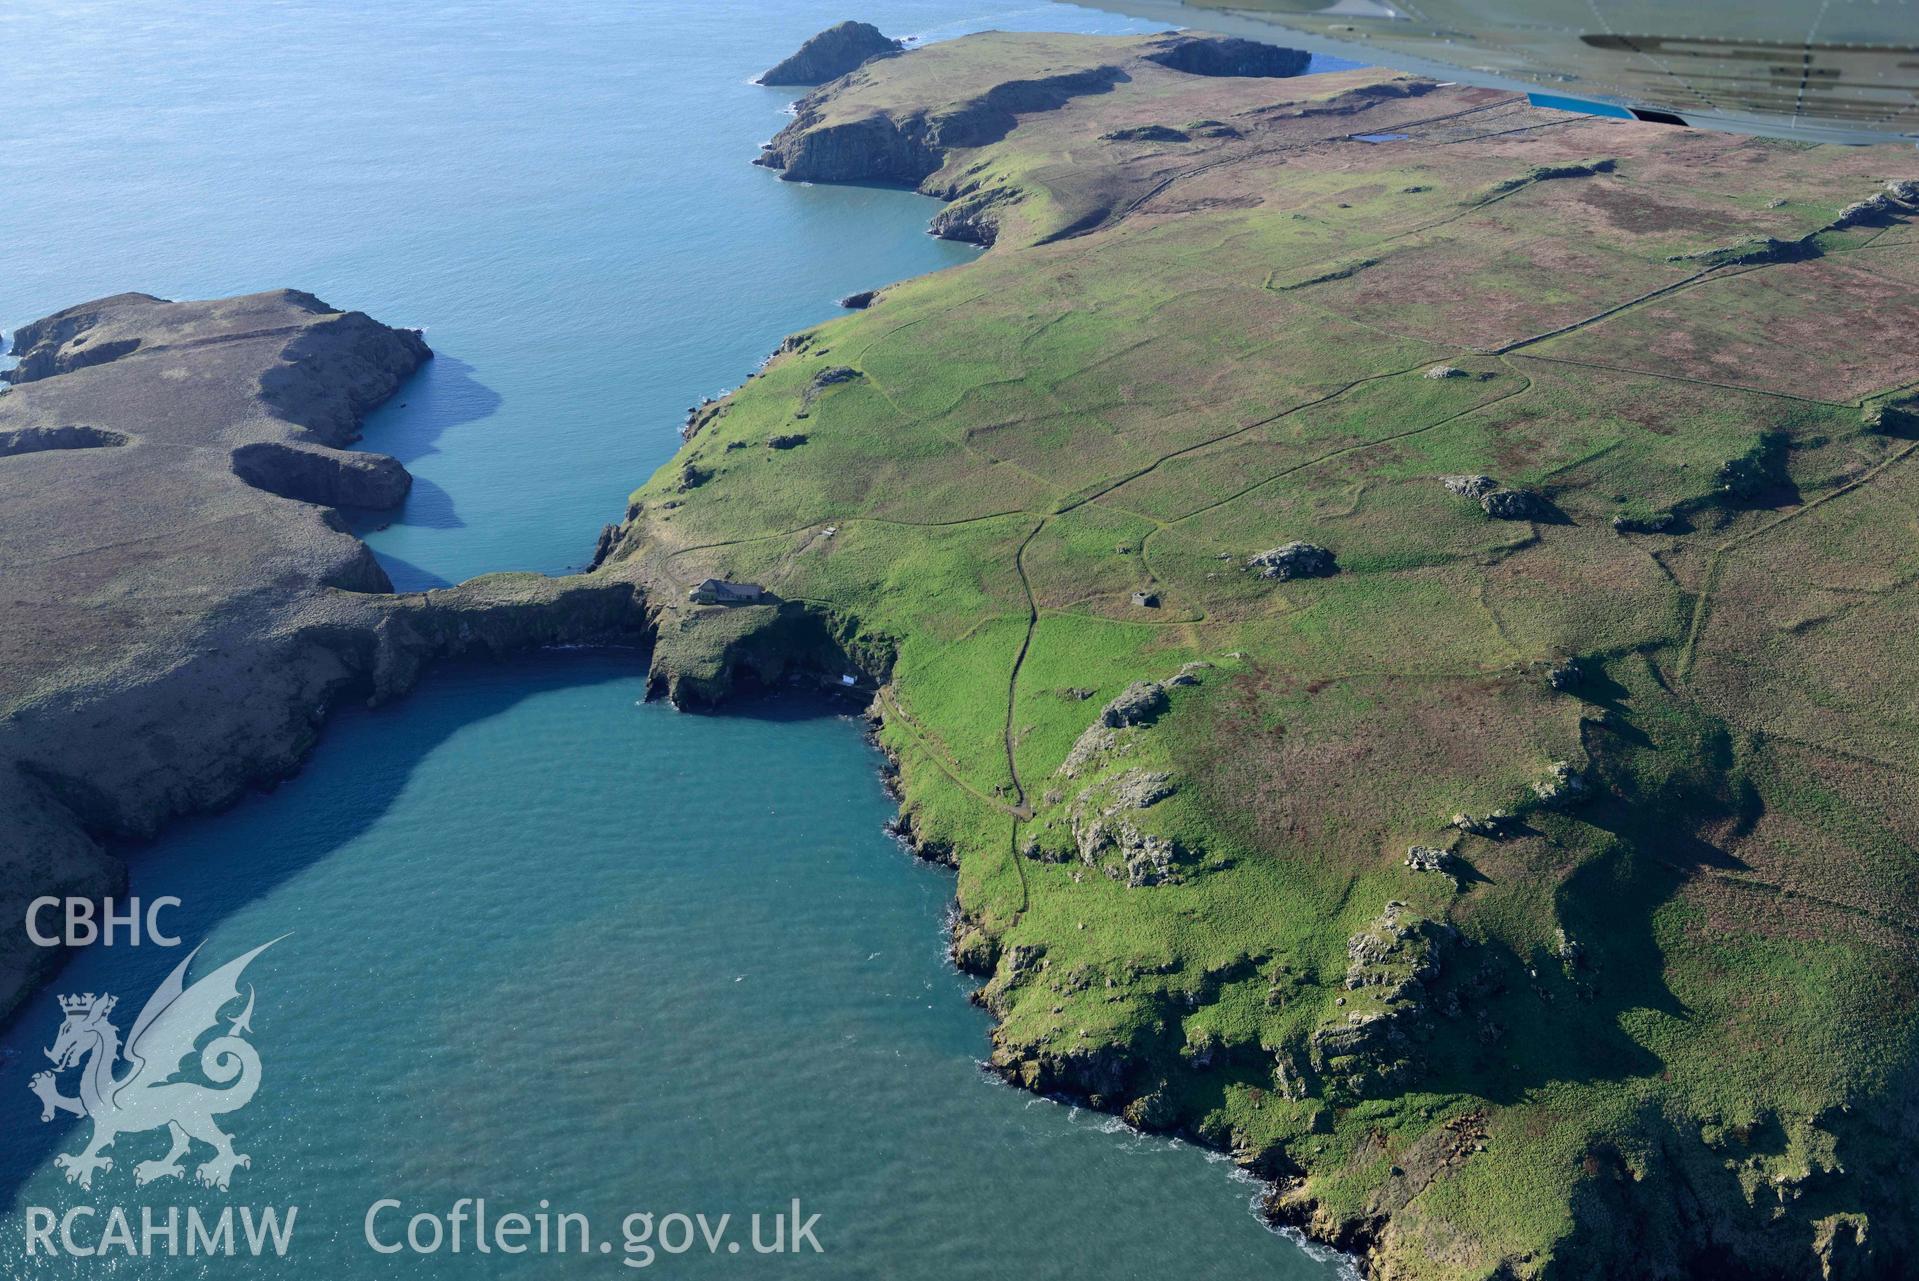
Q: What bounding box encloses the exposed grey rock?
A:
[809,364,862,390]
[1532,760,1589,807]
[1442,473,1497,498]
[1480,487,1551,520]
[1834,193,1895,227]
[229,440,411,508]
[757,61,1128,187]
[1101,680,1169,728]
[1110,769,1176,810]
[1547,657,1585,691]
[1405,844,1454,873]
[758,20,902,87]
[1139,33,1309,78]
[1554,927,1584,965]
[1425,364,1468,379]
[838,289,879,310]
[589,522,621,570]
[1102,124,1189,143]
[1311,902,1454,1099]
[1123,1083,1176,1129]
[1075,815,1182,886]
[1272,1046,1309,1099]
[681,397,725,443]
[1060,723,1123,777]
[1451,810,1514,839]
[766,432,808,449]
[1248,541,1337,580]
[927,186,1016,245]
[797,365,862,414]
[0,424,130,456]
[1169,660,1210,687]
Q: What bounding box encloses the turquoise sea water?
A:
[1,2,1354,1276]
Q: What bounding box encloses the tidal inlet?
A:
[3,3,1918,1279]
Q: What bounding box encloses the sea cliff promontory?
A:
[754,31,1313,244]
[0,290,654,1017]
[757,19,902,86]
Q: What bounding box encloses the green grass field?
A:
[603,37,1919,1279]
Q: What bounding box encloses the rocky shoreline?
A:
[0,290,666,1021]
[0,286,901,1026]
[754,30,1313,246]
[577,27,1919,1278]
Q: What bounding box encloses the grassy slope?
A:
[612,35,1919,1279]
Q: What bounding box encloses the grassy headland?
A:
[611,32,1919,1279]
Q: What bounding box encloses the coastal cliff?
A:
[754,30,1313,245]
[12,29,1919,1276]
[609,35,1919,1280]
[757,19,901,86]
[0,291,655,1021]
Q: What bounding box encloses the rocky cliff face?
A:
[757,20,901,87]
[1140,34,1308,78]
[0,291,654,1025]
[751,31,1312,244]
[757,63,1129,186]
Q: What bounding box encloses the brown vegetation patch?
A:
[1540,258,1919,401]
[1177,669,1576,864]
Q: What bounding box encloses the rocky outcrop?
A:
[1480,487,1551,521]
[1058,679,1183,780]
[757,21,901,87]
[802,363,861,403]
[1102,124,1189,143]
[1248,541,1337,580]
[0,424,130,456]
[644,598,872,709]
[757,63,1128,186]
[1531,760,1589,808]
[1100,680,1168,729]
[1,294,155,384]
[1441,473,1496,498]
[926,186,1017,245]
[230,439,412,508]
[1066,767,1183,886]
[1310,902,1454,1100]
[1139,34,1309,78]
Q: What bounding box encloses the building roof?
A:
[691,578,765,602]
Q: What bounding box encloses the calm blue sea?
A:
[0,3,1353,1276]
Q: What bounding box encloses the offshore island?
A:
[6,25,1919,1281]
